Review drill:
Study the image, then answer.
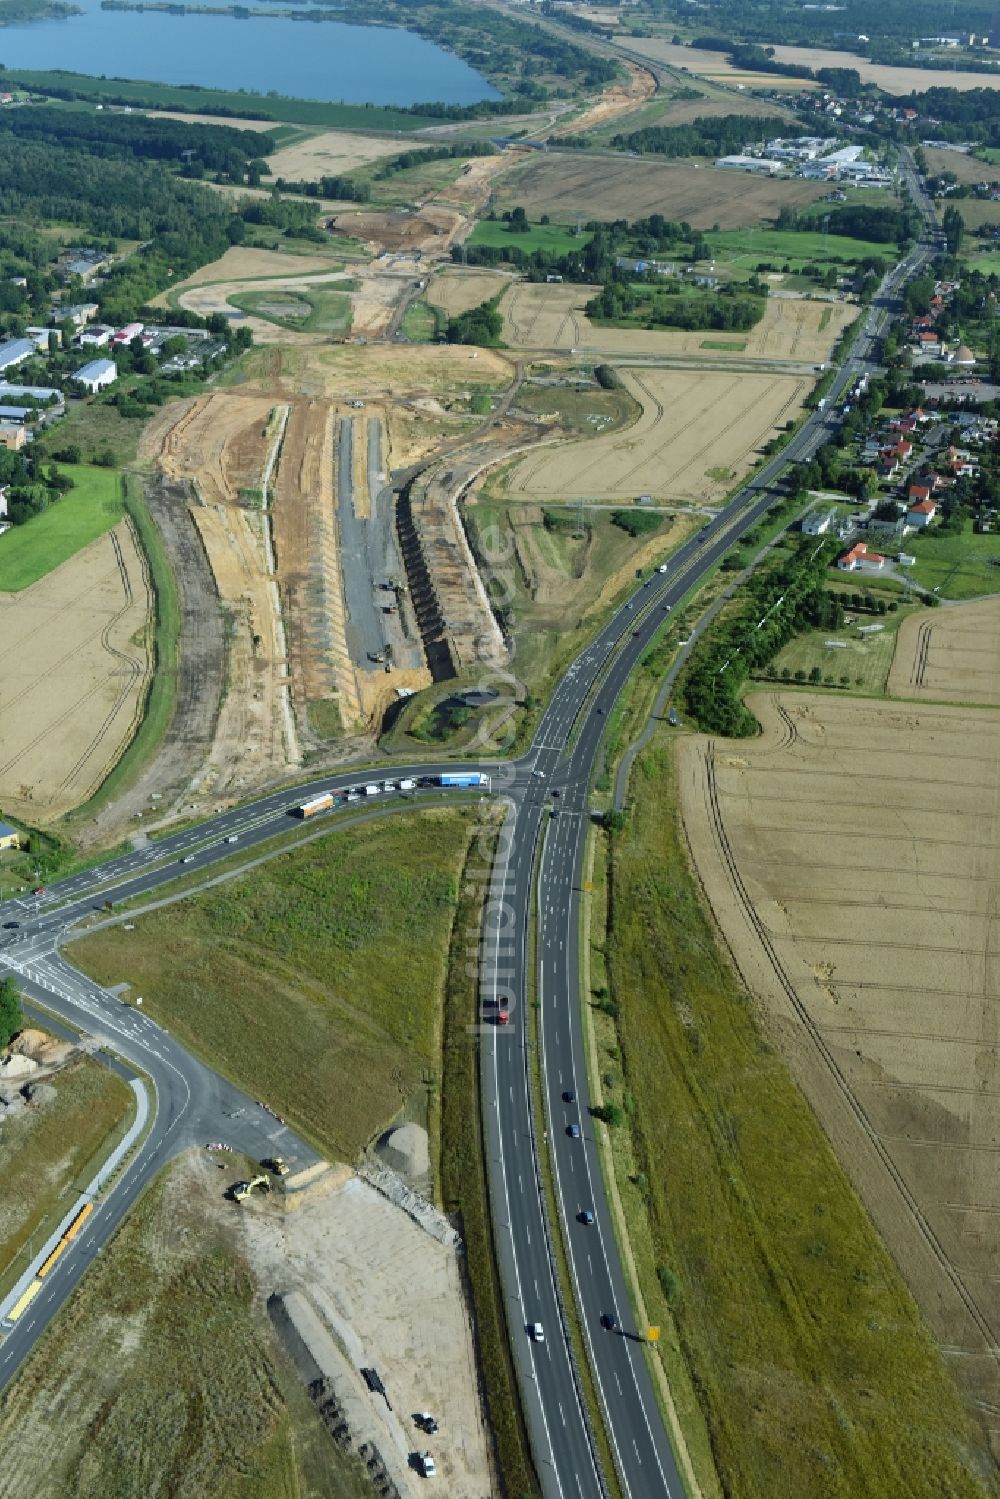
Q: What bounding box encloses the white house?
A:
[75,357,118,394]
[79,325,113,348]
[837,541,886,574]
[803,507,836,535]
[906,498,937,528]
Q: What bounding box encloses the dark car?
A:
[632,629,642,637]
[567,1123,581,1139]
[578,1209,595,1226]
[2,921,19,929]
[600,1312,620,1332]
[563,1089,576,1104]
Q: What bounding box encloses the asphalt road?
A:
[0,187,938,1493]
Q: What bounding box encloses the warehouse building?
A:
[0,338,36,374]
[74,357,118,394]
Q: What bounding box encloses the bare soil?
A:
[678,688,1000,1447]
[550,60,656,137]
[333,205,465,255]
[0,522,151,825]
[506,367,809,504]
[495,154,834,227]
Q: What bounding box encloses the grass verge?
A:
[0,1156,374,1498]
[597,736,993,1499]
[0,1053,134,1299]
[69,808,476,1161]
[63,471,180,826]
[440,819,540,1499]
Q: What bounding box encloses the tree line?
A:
[611,113,798,159]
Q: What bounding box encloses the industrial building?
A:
[0,821,20,851]
[715,155,781,174]
[0,338,36,374]
[0,424,27,451]
[74,357,118,394]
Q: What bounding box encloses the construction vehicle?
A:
[262,1156,289,1177]
[231,1175,270,1203]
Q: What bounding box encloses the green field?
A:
[0,465,122,591]
[907,520,1000,599]
[0,1159,374,1499]
[0,1054,133,1299]
[0,67,447,128]
[961,248,1000,274]
[706,226,892,271]
[700,337,747,350]
[400,298,444,343]
[766,605,914,693]
[599,740,994,1499]
[467,219,593,255]
[69,809,476,1159]
[229,284,355,334]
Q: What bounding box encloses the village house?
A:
[906,498,937,528]
[837,541,887,574]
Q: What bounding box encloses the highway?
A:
[0,185,938,1494]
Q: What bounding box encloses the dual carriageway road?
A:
[0,211,937,1497]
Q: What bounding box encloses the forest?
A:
[586,278,765,331]
[0,107,273,178]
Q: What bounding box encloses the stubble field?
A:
[0,523,152,823]
[505,367,809,503]
[427,267,512,317]
[263,127,403,180]
[678,675,1000,1436]
[494,153,834,227]
[500,280,856,361]
[888,594,1000,706]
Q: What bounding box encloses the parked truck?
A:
[437,772,490,789]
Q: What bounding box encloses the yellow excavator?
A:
[231,1174,270,1203]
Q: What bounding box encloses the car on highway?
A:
[3,921,19,929]
[600,1312,620,1332]
[225,835,238,844]
[578,1209,595,1226]
[32,886,45,894]
[563,1089,576,1103]
[529,1322,545,1342]
[632,629,642,637]
[567,1123,581,1139]
[181,855,195,864]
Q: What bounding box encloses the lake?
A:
[0,0,499,105]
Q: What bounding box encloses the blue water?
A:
[0,0,499,105]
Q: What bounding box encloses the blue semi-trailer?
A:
[437,772,490,788]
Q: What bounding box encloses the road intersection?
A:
[0,192,937,1497]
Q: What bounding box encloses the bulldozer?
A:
[262,1156,289,1177]
[231,1174,270,1204]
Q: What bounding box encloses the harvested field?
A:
[153,393,299,795]
[679,689,1000,1446]
[147,109,277,131]
[159,243,343,293]
[427,267,513,318]
[888,595,1000,706]
[494,152,834,229]
[924,147,1000,187]
[333,205,464,254]
[0,522,152,824]
[264,128,403,180]
[506,368,809,504]
[500,280,855,360]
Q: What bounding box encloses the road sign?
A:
[583,882,593,891]
[647,1327,661,1342]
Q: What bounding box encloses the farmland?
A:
[706,226,893,273]
[600,738,993,1499]
[69,808,478,1160]
[0,1049,133,1294]
[264,127,404,181]
[888,594,1000,706]
[493,153,834,229]
[499,281,856,361]
[0,521,152,824]
[678,674,1000,1448]
[505,368,809,504]
[427,267,513,318]
[0,466,124,592]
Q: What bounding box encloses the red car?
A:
[33,886,45,895]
